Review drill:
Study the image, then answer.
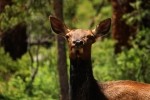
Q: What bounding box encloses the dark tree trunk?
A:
[1,23,27,60]
[53,0,69,100]
[111,0,137,53]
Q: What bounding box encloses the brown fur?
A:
[101,80,150,100]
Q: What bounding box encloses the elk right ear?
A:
[49,16,69,36]
[92,18,111,38]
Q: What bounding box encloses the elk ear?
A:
[92,18,111,37]
[49,16,69,36]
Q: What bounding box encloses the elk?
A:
[49,16,150,100]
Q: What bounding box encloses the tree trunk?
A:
[111,0,137,53]
[53,0,69,100]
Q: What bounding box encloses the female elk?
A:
[50,16,150,100]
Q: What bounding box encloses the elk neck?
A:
[69,45,93,82]
[69,45,107,100]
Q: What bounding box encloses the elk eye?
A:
[65,35,69,39]
[87,35,94,39]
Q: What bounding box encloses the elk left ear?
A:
[49,16,69,36]
[92,18,111,37]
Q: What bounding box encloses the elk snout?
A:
[73,40,84,47]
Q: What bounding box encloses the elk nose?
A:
[73,40,83,47]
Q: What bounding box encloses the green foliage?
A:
[76,0,95,28]
[123,0,150,26]
[92,39,117,81]
[92,28,150,83]
[0,48,20,81]
[64,0,111,29]
[0,45,59,100]
[0,0,51,36]
[0,1,26,30]
[116,28,150,82]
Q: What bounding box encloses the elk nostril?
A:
[73,41,76,44]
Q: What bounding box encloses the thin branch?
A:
[28,49,34,68]
[89,0,105,28]
[25,38,40,95]
[27,34,54,47]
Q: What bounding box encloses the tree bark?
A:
[53,0,69,100]
[111,0,137,53]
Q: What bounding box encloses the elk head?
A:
[49,16,111,59]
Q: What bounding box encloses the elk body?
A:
[50,16,150,100]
